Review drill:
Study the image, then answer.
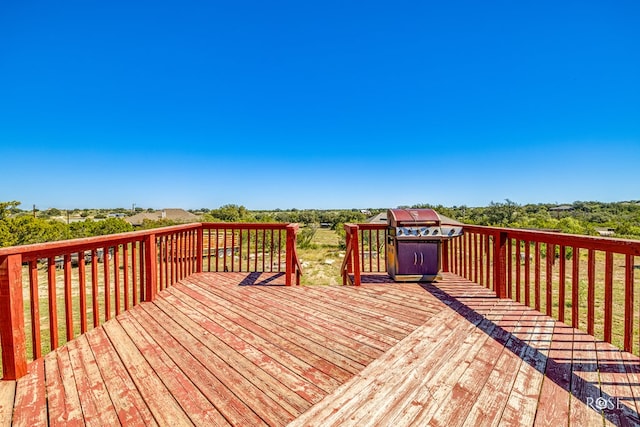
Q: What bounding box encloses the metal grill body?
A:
[386,208,463,282]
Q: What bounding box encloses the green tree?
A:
[0,201,21,220]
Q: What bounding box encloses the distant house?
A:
[125,208,200,227]
[549,205,573,218]
[367,212,387,224]
[595,227,615,237]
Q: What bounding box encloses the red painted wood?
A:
[11,358,47,425]
[158,238,165,291]
[103,246,111,321]
[625,254,634,352]
[84,328,158,425]
[47,257,59,351]
[138,240,145,302]
[494,231,507,299]
[196,228,204,274]
[507,238,513,299]
[515,239,521,303]
[28,260,42,360]
[78,252,87,335]
[479,234,485,286]
[123,244,130,311]
[571,246,580,329]
[144,235,157,302]
[91,251,99,328]
[473,233,478,284]
[524,242,531,306]
[64,254,74,342]
[587,249,595,335]
[558,246,566,322]
[0,223,200,260]
[485,234,491,288]
[534,241,541,311]
[0,254,28,379]
[604,251,614,342]
[131,242,138,306]
[462,224,640,256]
[114,245,121,316]
[545,243,554,317]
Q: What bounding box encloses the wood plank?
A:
[423,301,515,426]
[115,312,230,426]
[0,380,15,427]
[457,303,539,425]
[383,287,508,426]
[161,288,327,405]
[298,286,432,326]
[257,287,396,352]
[101,320,195,426]
[289,283,496,426]
[534,322,573,426]
[595,340,640,425]
[127,304,271,426]
[65,335,120,426]
[11,359,46,427]
[150,296,309,417]
[569,328,606,426]
[165,284,342,394]
[376,303,504,426]
[265,286,401,347]
[184,277,360,379]
[208,283,406,363]
[289,307,468,426]
[498,312,555,425]
[230,287,385,361]
[83,327,157,426]
[44,349,84,426]
[288,286,421,332]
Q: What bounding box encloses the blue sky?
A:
[1,1,638,210]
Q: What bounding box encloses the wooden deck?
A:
[1,272,640,426]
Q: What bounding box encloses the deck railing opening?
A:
[0,222,301,380]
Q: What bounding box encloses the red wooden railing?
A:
[447,225,640,354]
[0,222,301,380]
[341,223,387,285]
[341,222,640,355]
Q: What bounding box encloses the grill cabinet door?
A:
[396,241,439,275]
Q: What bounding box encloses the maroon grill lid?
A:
[387,209,440,226]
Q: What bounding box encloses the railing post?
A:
[196,225,204,273]
[442,239,450,273]
[285,224,298,286]
[493,230,508,299]
[0,254,28,379]
[351,226,361,286]
[144,234,157,302]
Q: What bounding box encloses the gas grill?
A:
[386,208,463,282]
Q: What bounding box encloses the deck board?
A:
[5,272,640,426]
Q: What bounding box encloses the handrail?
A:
[446,224,640,354]
[341,223,387,286]
[0,221,300,379]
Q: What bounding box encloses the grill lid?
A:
[387,209,440,227]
